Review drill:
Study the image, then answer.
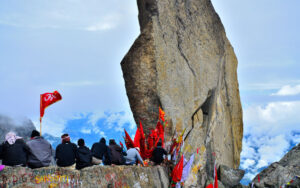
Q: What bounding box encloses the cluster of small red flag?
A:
[124,107,166,159]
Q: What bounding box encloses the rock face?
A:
[0,166,169,188]
[0,115,36,143]
[251,143,300,188]
[121,0,243,186]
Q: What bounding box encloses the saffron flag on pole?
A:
[159,106,165,122]
[40,91,62,122]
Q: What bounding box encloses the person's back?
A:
[55,134,77,167]
[91,138,111,165]
[151,142,167,165]
[125,147,144,166]
[27,130,52,168]
[108,139,124,165]
[75,139,92,170]
[0,132,29,166]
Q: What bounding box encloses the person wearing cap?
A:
[55,133,77,168]
[0,132,30,167]
[75,138,92,170]
[151,141,167,165]
[27,130,53,168]
[124,147,144,166]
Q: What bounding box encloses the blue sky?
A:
[0,0,300,184]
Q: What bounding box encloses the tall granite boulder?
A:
[121,0,243,186]
[251,143,300,188]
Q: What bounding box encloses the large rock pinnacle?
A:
[121,0,243,186]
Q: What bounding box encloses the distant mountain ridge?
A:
[0,114,35,143]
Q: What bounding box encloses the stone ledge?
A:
[0,165,169,188]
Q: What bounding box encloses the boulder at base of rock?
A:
[251,143,300,188]
[219,164,245,187]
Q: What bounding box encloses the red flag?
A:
[119,142,124,148]
[206,184,213,188]
[155,121,164,147]
[258,174,260,183]
[147,129,155,150]
[124,129,134,149]
[133,128,141,148]
[40,91,62,122]
[171,154,184,184]
[214,164,218,188]
[159,107,165,122]
[139,121,145,140]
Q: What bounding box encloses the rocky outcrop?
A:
[219,165,245,187]
[0,165,169,188]
[0,115,35,143]
[121,0,243,186]
[251,143,300,188]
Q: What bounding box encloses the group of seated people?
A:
[0,130,167,170]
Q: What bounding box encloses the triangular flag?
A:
[171,155,184,184]
[214,163,218,188]
[181,154,195,183]
[124,129,134,149]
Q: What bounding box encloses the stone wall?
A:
[0,166,169,188]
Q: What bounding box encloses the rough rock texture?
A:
[0,115,35,143]
[251,143,300,188]
[121,0,243,186]
[0,166,169,188]
[219,165,245,187]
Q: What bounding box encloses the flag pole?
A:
[40,118,42,135]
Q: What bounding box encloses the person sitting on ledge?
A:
[27,130,53,169]
[91,137,111,165]
[151,141,167,165]
[75,138,92,170]
[0,132,30,167]
[108,139,126,165]
[124,147,144,166]
[55,133,77,168]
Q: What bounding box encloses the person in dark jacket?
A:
[151,141,167,165]
[75,139,92,170]
[108,139,126,165]
[0,132,30,166]
[55,133,77,167]
[91,137,111,165]
[27,130,53,169]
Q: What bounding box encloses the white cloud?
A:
[88,111,135,133]
[244,101,300,137]
[85,14,120,31]
[32,117,66,136]
[81,127,91,134]
[85,23,115,31]
[241,101,300,182]
[272,84,300,96]
[241,159,255,169]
